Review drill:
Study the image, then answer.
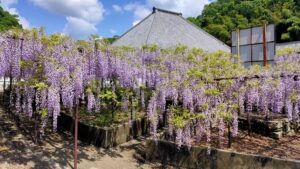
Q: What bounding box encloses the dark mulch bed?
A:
[190,129,300,161]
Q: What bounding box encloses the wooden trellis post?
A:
[263,24,267,66]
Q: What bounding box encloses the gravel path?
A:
[0,106,171,169]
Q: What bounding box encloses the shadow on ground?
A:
[0,103,93,169]
[0,92,172,169]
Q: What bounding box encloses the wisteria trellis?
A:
[0,29,300,150]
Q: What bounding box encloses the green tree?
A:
[0,6,22,32]
[188,0,300,45]
[103,35,119,44]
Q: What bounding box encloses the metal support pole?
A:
[73,104,79,169]
[237,29,240,58]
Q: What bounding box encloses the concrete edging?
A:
[146,139,300,169]
[57,113,149,148]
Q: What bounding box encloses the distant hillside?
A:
[188,0,300,45]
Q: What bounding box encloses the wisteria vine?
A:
[0,29,300,149]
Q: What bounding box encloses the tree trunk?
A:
[130,95,134,120]
[34,114,39,144]
[9,76,12,93]
[247,112,251,135]
[111,101,115,122]
[2,76,6,103]
[8,76,12,113]
[228,123,232,148]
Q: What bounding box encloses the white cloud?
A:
[123,3,137,11]
[18,16,30,29]
[63,17,97,39]
[0,0,17,7]
[30,0,104,24]
[123,3,151,26]
[109,29,117,35]
[112,4,123,13]
[30,0,105,39]
[147,0,210,17]
[121,0,209,26]
[0,0,31,28]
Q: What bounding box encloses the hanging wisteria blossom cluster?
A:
[1,29,300,148]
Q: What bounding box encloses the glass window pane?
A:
[231,47,237,55]
[252,44,263,61]
[240,29,251,45]
[232,31,237,47]
[240,45,251,62]
[267,42,275,60]
[252,27,263,44]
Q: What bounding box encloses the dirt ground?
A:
[1,102,300,169]
[0,106,174,169]
[187,127,300,161]
[231,131,300,160]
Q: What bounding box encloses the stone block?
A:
[57,112,148,148]
[282,120,290,133]
[289,120,299,131]
[269,131,283,139]
[114,123,130,146]
[267,121,282,131]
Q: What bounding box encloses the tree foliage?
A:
[0,7,22,32]
[103,35,119,44]
[188,0,300,45]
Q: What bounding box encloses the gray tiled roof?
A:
[112,7,230,53]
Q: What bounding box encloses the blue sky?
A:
[0,0,212,39]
